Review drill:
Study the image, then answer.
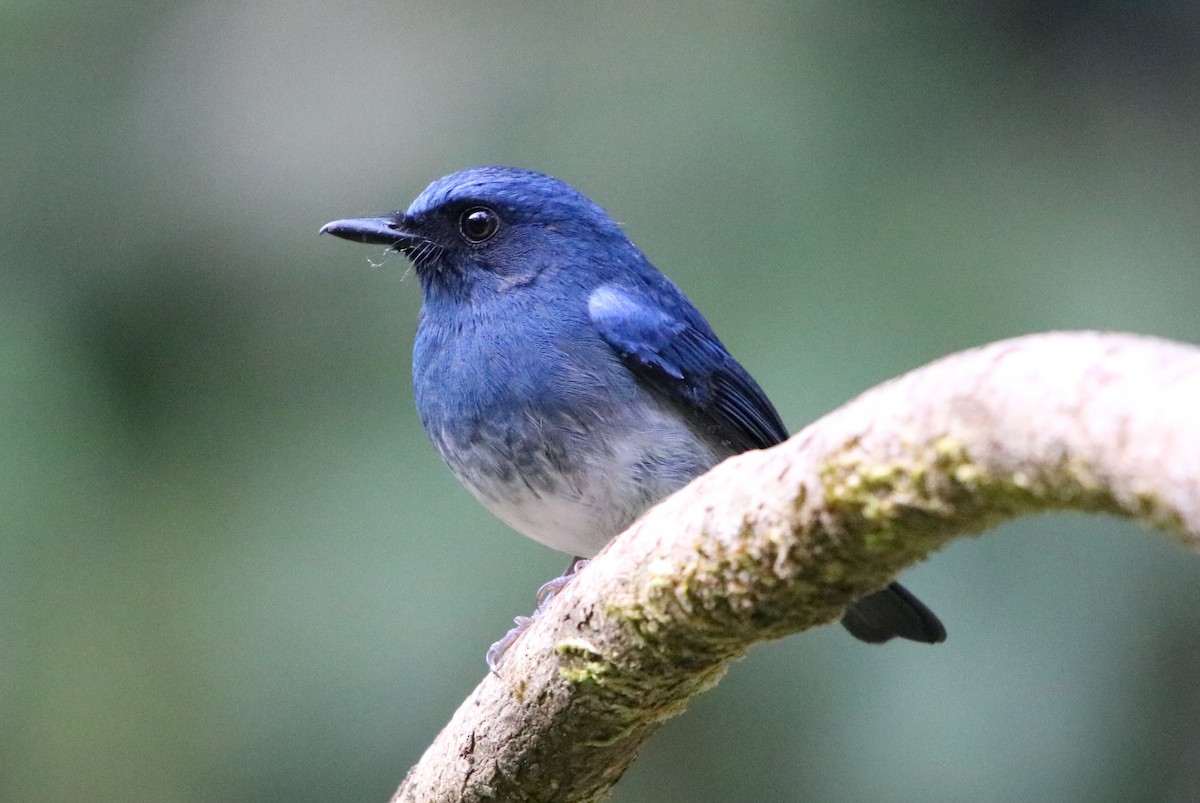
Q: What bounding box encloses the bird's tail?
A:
[840,582,946,644]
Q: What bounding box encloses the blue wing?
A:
[588,284,787,452]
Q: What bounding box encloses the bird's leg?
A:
[486,556,591,675]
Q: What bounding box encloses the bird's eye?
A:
[459,207,500,243]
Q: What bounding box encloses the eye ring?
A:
[459,206,500,243]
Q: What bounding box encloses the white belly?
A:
[437,410,725,558]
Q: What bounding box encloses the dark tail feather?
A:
[840,582,946,645]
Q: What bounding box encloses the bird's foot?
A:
[534,557,590,610]
[487,557,591,675]
[486,616,535,676]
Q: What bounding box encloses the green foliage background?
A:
[4,2,1200,801]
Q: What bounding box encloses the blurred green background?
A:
[4,1,1200,801]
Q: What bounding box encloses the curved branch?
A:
[392,331,1200,803]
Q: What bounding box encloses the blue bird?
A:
[321,167,945,665]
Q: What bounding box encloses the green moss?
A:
[556,639,610,685]
[554,631,733,748]
[816,433,1163,582]
[1133,488,1187,539]
[817,435,1010,588]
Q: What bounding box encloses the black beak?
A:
[319,216,418,250]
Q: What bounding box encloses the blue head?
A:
[320,166,648,304]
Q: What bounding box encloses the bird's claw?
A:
[534,558,589,610]
[486,615,535,676]
[488,558,592,674]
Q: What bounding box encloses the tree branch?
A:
[392,331,1200,803]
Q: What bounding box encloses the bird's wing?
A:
[588,283,788,452]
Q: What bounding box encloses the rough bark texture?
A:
[392,331,1200,802]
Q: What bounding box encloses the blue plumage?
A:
[321,166,945,648]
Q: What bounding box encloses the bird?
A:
[320,166,945,667]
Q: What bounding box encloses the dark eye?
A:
[459,206,500,243]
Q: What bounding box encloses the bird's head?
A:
[321,166,638,301]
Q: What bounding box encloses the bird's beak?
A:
[319,216,419,250]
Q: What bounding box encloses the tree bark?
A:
[391,331,1200,803]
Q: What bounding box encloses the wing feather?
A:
[588,284,787,452]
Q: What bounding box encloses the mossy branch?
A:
[391,331,1200,803]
